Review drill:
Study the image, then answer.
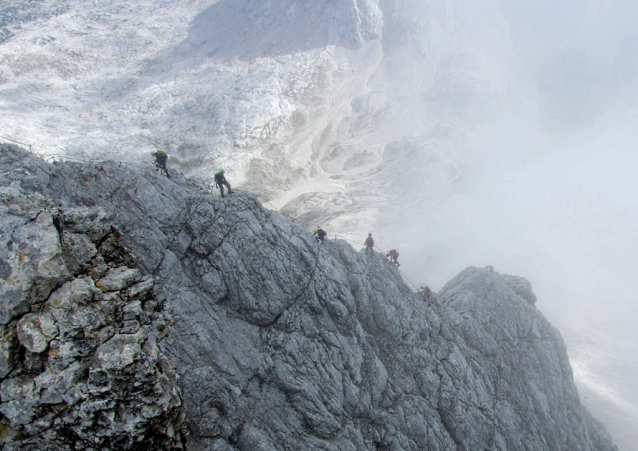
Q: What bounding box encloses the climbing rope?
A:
[0,140,172,181]
[398,270,420,292]
[0,137,147,171]
[332,234,421,291]
[0,140,165,174]
[0,135,33,153]
[41,154,151,172]
[271,240,324,327]
[9,142,423,291]
[235,207,424,294]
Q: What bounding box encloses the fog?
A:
[376,1,638,448]
[0,0,636,447]
[397,104,638,451]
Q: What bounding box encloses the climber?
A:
[152,150,170,178]
[420,286,431,302]
[486,265,494,273]
[364,233,374,255]
[385,249,400,267]
[313,227,327,244]
[214,169,232,197]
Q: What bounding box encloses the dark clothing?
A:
[364,236,374,254]
[217,180,231,197]
[214,172,226,185]
[214,172,232,197]
[313,229,327,243]
[420,286,431,302]
[154,151,170,178]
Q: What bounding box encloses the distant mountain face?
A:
[187,0,383,58]
[1,0,635,233]
[0,0,517,233]
[0,0,564,233]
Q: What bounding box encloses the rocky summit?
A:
[0,144,617,450]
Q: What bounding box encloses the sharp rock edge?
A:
[0,144,617,451]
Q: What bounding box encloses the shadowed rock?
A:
[0,144,617,451]
[0,145,185,450]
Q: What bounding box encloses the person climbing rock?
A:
[364,233,374,255]
[313,227,327,244]
[420,286,431,302]
[152,150,170,178]
[486,265,494,273]
[214,169,232,197]
[386,249,400,267]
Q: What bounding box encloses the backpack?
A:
[317,229,326,239]
[155,150,167,158]
[214,172,224,183]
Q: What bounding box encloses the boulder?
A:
[95,266,142,292]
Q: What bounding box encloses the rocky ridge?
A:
[0,144,617,450]
[0,146,184,449]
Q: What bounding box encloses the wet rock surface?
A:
[0,144,617,450]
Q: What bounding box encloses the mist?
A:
[398,102,638,451]
[376,1,638,447]
[1,0,636,447]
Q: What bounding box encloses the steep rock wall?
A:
[0,145,617,451]
[0,146,185,449]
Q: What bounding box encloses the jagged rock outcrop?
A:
[0,144,617,450]
[0,146,185,449]
[500,274,538,306]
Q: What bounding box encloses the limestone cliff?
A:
[0,145,617,450]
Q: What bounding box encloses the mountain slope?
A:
[2,2,637,448]
[0,145,617,450]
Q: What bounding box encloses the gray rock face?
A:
[501,273,538,306]
[188,0,382,59]
[0,144,617,450]
[0,145,184,450]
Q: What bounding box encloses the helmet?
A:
[151,151,156,156]
[219,169,225,174]
[313,229,318,233]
